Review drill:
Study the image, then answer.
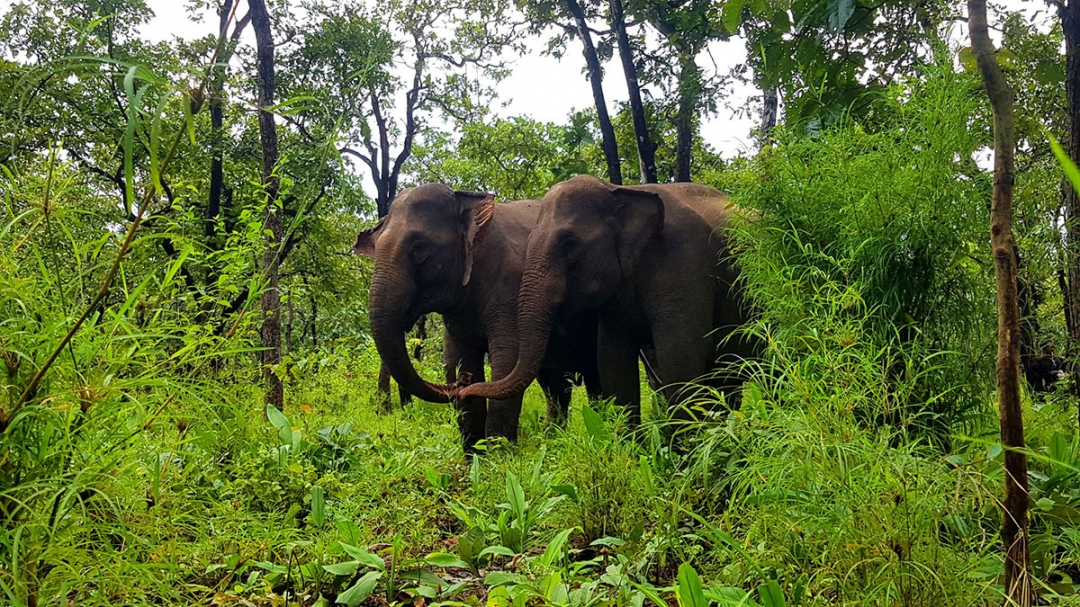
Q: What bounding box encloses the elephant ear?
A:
[609,187,664,277]
[455,190,496,286]
[352,217,386,257]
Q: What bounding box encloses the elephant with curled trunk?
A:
[354,184,602,451]
[457,175,760,423]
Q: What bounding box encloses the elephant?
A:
[456,175,761,424]
[353,183,602,451]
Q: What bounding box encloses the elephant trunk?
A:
[461,254,563,401]
[369,266,451,404]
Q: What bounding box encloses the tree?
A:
[563,0,623,184]
[284,0,518,218]
[516,0,622,184]
[637,0,725,182]
[968,0,1031,602]
[249,0,284,410]
[609,0,656,182]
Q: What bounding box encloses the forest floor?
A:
[12,347,1080,606]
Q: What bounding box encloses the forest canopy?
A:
[2,0,1080,605]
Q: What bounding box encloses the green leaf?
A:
[722,0,747,32]
[485,571,528,587]
[537,527,577,568]
[338,543,385,570]
[1036,497,1056,511]
[958,47,977,72]
[551,484,578,503]
[581,402,610,442]
[1050,133,1080,202]
[311,485,326,527]
[758,579,786,607]
[336,570,381,606]
[425,552,473,569]
[995,48,1020,71]
[487,586,513,607]
[266,404,289,431]
[323,560,359,576]
[1035,62,1065,85]
[676,563,708,607]
[505,472,526,519]
[479,545,517,558]
[825,0,855,32]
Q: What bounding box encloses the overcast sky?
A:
[119,0,1054,192]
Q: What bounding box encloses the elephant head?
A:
[355,184,495,403]
[458,175,663,401]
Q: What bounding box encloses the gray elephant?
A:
[354,184,602,451]
[456,175,760,423]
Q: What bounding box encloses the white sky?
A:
[140,0,758,159]
[1,0,1052,194]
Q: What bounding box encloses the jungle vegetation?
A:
[2,0,1080,605]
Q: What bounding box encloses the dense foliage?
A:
[2,0,1080,605]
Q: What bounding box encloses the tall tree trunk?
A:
[1061,4,1080,362]
[207,2,250,240]
[610,0,657,183]
[674,51,699,182]
[968,1,1031,604]
[250,0,284,410]
[565,0,622,184]
[759,86,778,147]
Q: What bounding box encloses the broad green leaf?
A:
[266,404,289,431]
[958,47,977,72]
[338,543,385,570]
[551,484,578,503]
[581,402,610,442]
[322,560,359,576]
[537,527,577,568]
[425,552,473,569]
[311,485,326,527]
[336,570,381,606]
[487,586,513,607]
[758,579,786,607]
[479,545,517,558]
[485,571,528,587]
[676,563,708,607]
[505,472,526,518]
[722,0,746,32]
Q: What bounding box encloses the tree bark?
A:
[250,0,284,411]
[759,86,778,147]
[1061,3,1080,360]
[968,1,1031,604]
[674,51,699,182]
[207,2,250,240]
[610,0,657,183]
[565,0,622,184]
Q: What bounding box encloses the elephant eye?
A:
[410,240,433,262]
[559,235,581,261]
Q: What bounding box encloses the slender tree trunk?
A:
[674,51,699,182]
[208,2,250,240]
[759,86,778,146]
[968,1,1031,603]
[565,0,622,184]
[1061,4,1080,368]
[250,0,284,410]
[610,0,657,183]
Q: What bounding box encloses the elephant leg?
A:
[583,368,603,403]
[538,368,573,426]
[598,318,642,426]
[485,344,524,442]
[397,384,412,408]
[375,362,393,414]
[649,315,715,421]
[455,347,487,454]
